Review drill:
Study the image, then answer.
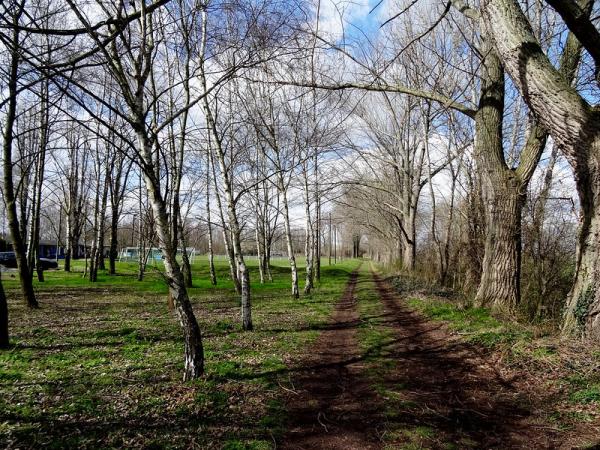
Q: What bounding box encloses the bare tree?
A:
[61,0,206,379]
[481,0,600,335]
[1,1,38,308]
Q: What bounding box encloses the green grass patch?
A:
[1,257,360,448]
[406,297,532,348]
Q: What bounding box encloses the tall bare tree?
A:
[481,0,600,335]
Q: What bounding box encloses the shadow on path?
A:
[279,267,560,449]
[371,271,555,449]
[279,266,383,449]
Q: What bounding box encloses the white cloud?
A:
[315,0,373,42]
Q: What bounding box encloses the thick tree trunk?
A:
[562,152,600,337]
[401,241,415,271]
[471,41,521,312]
[475,185,523,313]
[482,0,595,328]
[463,172,484,293]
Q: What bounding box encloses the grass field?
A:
[0,256,360,449]
[3,259,599,448]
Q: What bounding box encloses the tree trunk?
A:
[281,175,299,298]
[201,78,252,330]
[2,9,37,308]
[482,0,590,322]
[399,206,416,271]
[108,207,119,275]
[206,187,217,286]
[401,240,415,271]
[216,164,252,330]
[463,170,484,293]
[177,214,193,288]
[64,214,72,272]
[255,223,265,284]
[475,185,523,313]
[137,175,146,282]
[0,272,8,349]
[263,186,274,282]
[138,132,204,379]
[562,155,600,337]
[313,157,321,282]
[89,156,102,282]
[27,89,48,283]
[302,165,314,295]
[264,226,273,282]
[209,147,240,293]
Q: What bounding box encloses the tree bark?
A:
[206,161,217,286]
[27,81,49,283]
[108,206,119,275]
[209,145,240,293]
[138,131,204,379]
[280,174,300,298]
[482,0,599,332]
[2,4,38,308]
[178,214,193,288]
[313,155,321,282]
[201,69,252,330]
[475,183,524,312]
[302,163,314,294]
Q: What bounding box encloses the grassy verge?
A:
[1,257,360,449]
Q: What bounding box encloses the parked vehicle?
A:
[0,252,58,270]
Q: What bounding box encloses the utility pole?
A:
[334,225,337,265]
[328,212,332,266]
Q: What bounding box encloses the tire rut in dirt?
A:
[372,271,556,449]
[279,268,382,449]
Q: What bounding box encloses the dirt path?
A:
[280,268,570,449]
[279,266,382,449]
[371,271,557,449]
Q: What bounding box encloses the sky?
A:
[316,0,386,43]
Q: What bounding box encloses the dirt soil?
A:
[280,266,382,449]
[278,268,599,449]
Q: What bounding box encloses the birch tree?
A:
[62,0,206,378]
